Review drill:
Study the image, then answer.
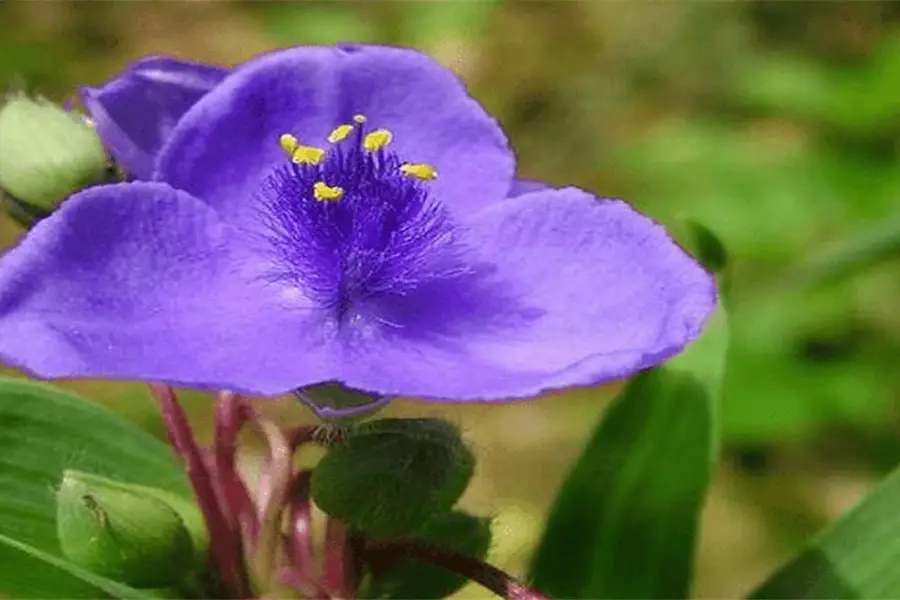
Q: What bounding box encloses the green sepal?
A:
[0,187,52,228]
[311,418,474,537]
[679,217,729,274]
[300,382,387,424]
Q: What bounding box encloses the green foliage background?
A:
[1,1,899,597]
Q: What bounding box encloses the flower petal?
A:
[81,56,227,179]
[155,44,514,221]
[332,187,717,400]
[507,178,549,198]
[0,181,338,395]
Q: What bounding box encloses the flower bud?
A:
[56,470,198,588]
[0,93,109,216]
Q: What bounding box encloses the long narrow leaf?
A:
[528,306,728,598]
[751,464,900,599]
[0,532,154,599]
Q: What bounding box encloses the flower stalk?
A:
[364,538,551,600]
[149,384,346,598]
[149,383,248,598]
[150,384,550,599]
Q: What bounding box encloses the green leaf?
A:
[311,418,474,537]
[365,511,492,599]
[528,305,728,599]
[0,377,190,597]
[751,463,900,599]
[0,532,154,599]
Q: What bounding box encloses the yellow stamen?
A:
[400,163,438,182]
[327,124,354,143]
[279,133,299,154]
[291,145,326,165]
[363,129,393,152]
[280,133,325,164]
[313,181,344,202]
[352,114,367,124]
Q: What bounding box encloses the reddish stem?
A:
[278,568,331,600]
[148,384,249,598]
[364,538,551,600]
[287,470,314,571]
[250,416,298,595]
[322,518,354,598]
[214,391,259,541]
[255,418,295,523]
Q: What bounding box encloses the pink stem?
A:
[251,417,297,593]
[254,425,317,523]
[322,518,354,598]
[278,568,331,600]
[287,470,315,572]
[148,384,249,598]
[214,391,259,542]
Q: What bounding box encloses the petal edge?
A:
[330,187,717,401]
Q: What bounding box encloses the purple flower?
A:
[80,56,227,179]
[0,45,716,401]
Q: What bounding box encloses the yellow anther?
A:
[313,181,344,202]
[352,114,367,124]
[363,129,393,152]
[279,133,299,154]
[400,163,438,182]
[280,133,325,164]
[291,145,326,165]
[327,124,354,143]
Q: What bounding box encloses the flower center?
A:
[259,114,470,325]
[278,114,438,194]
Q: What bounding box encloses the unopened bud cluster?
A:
[56,470,207,591]
[0,94,110,224]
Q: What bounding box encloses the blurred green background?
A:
[2,1,900,597]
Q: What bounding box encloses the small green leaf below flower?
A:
[311,418,475,537]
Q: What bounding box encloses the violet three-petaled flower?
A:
[0,44,717,401]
